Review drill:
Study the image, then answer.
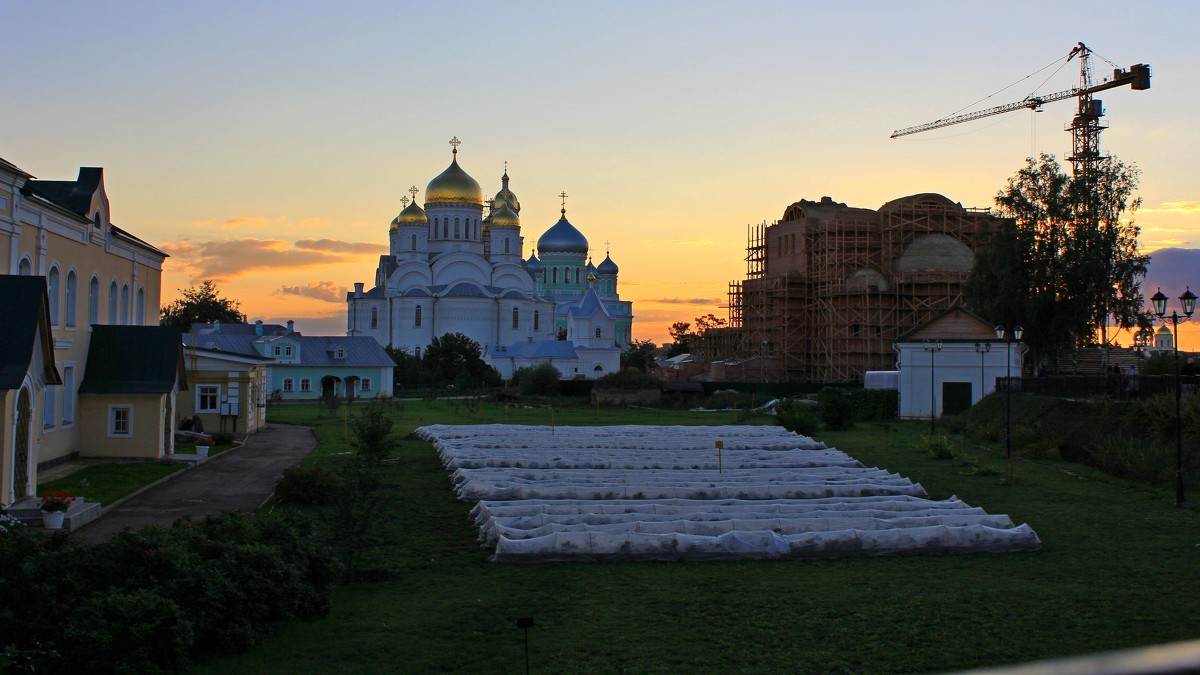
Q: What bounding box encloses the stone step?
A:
[7,500,103,532]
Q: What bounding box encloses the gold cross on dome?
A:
[449,136,461,153]
[559,191,569,209]
[409,185,420,200]
[400,196,410,207]
[605,240,611,255]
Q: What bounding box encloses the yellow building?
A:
[1,155,174,507]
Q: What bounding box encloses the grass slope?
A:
[196,401,1200,674]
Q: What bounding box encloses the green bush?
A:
[818,388,856,431]
[0,512,341,671]
[928,434,955,460]
[594,368,663,391]
[275,466,343,506]
[849,389,898,420]
[775,399,820,437]
[513,363,561,396]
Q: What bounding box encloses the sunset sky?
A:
[4,2,1198,347]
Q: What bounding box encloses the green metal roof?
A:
[79,325,186,394]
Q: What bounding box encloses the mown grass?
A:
[195,401,1200,674]
[37,461,187,506]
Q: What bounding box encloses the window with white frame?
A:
[43,385,57,430]
[274,346,282,356]
[65,271,77,327]
[62,365,75,425]
[109,405,132,437]
[361,378,372,391]
[370,308,378,329]
[48,266,60,325]
[300,378,311,392]
[283,378,294,392]
[285,346,293,357]
[197,385,219,412]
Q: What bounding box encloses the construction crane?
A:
[891,42,1150,176]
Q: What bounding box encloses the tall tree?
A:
[421,333,500,388]
[966,154,1148,364]
[621,339,658,372]
[666,321,694,357]
[160,280,246,329]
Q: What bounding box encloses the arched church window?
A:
[411,234,417,250]
[370,307,378,329]
[443,221,448,238]
[93,210,102,230]
[121,284,130,325]
[533,311,539,331]
[17,257,31,275]
[595,328,602,339]
[504,238,510,254]
[575,269,580,284]
[415,305,422,327]
[454,218,460,239]
[88,276,99,325]
[65,270,77,327]
[512,307,519,329]
[136,287,145,324]
[552,268,558,284]
[47,266,60,325]
[108,281,118,324]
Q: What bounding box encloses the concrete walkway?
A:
[73,424,319,544]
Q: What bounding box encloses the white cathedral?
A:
[347,138,633,380]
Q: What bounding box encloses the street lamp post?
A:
[1151,287,1197,508]
[975,342,991,402]
[923,340,942,438]
[995,325,1024,481]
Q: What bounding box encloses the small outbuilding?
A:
[895,307,1024,419]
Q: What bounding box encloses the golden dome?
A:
[390,198,428,231]
[490,203,519,228]
[492,171,520,213]
[425,149,483,205]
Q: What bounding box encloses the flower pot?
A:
[41,511,66,530]
[196,445,210,457]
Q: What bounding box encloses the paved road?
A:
[74,424,319,544]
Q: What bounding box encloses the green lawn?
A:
[38,461,187,506]
[196,400,1200,674]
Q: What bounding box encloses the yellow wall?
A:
[77,393,167,459]
[178,364,268,436]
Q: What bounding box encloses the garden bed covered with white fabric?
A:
[417,424,1041,563]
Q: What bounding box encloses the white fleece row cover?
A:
[417,424,1041,563]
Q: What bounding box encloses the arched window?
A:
[17,257,31,275]
[65,270,77,327]
[93,210,102,230]
[504,238,510,254]
[411,234,417,250]
[370,307,379,329]
[533,311,539,331]
[595,328,602,339]
[415,346,421,358]
[120,284,130,325]
[136,287,145,324]
[415,305,422,327]
[47,266,60,325]
[552,268,558,284]
[108,281,118,324]
[575,268,580,284]
[454,217,460,239]
[443,221,448,238]
[512,307,519,329]
[88,276,99,325]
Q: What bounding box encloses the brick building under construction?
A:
[720,193,998,383]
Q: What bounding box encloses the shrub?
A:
[276,466,343,505]
[210,432,236,445]
[928,434,955,460]
[850,389,898,421]
[513,363,561,396]
[594,368,662,391]
[775,399,820,437]
[818,388,856,431]
[61,588,193,673]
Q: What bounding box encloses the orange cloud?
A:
[649,297,723,305]
[294,239,379,254]
[273,280,347,303]
[1141,201,1200,214]
[160,238,354,283]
